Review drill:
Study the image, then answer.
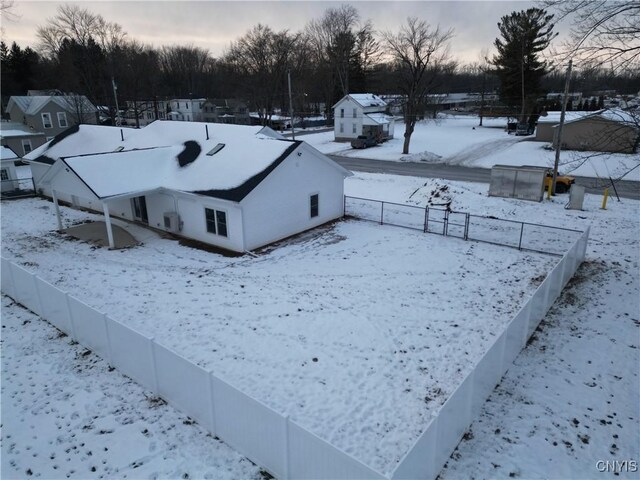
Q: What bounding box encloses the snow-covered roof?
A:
[548,109,638,127]
[0,121,45,138]
[1,146,19,160]
[363,113,393,126]
[8,95,97,116]
[36,121,332,202]
[537,111,594,124]
[348,94,387,109]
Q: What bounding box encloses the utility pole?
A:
[551,59,573,196]
[288,69,295,140]
[112,77,121,127]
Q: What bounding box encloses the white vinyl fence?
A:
[0,257,386,480]
[1,226,589,480]
[391,227,590,480]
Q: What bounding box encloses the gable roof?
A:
[333,94,387,109]
[1,146,19,160]
[7,95,97,116]
[550,108,638,128]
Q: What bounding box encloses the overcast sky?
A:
[2,1,564,64]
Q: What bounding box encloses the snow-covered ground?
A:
[2,171,638,478]
[304,115,640,181]
[0,193,556,474]
[1,296,263,480]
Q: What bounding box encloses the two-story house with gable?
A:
[333,94,395,142]
[6,94,98,140]
[167,98,206,122]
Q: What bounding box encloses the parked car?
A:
[515,123,534,136]
[351,135,377,149]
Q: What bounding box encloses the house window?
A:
[57,112,68,128]
[205,208,228,237]
[1,169,8,181]
[352,123,357,134]
[339,123,344,133]
[340,108,344,118]
[22,139,32,154]
[42,113,53,128]
[185,103,189,109]
[353,108,357,118]
[310,194,319,218]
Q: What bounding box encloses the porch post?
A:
[102,202,115,249]
[52,189,63,231]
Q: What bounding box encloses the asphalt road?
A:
[330,155,640,200]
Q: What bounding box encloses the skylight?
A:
[207,143,225,156]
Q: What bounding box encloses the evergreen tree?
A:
[589,97,598,110]
[491,8,556,120]
[598,95,605,109]
[566,99,573,111]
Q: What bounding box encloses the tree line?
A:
[1,2,637,153]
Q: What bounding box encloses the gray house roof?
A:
[7,95,97,116]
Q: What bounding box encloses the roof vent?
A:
[207,143,225,156]
[114,146,125,152]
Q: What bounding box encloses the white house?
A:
[167,98,207,122]
[1,146,20,192]
[26,121,352,252]
[333,94,395,142]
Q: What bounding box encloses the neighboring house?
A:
[333,94,395,142]
[6,95,98,138]
[167,98,206,122]
[25,121,352,252]
[202,99,251,125]
[0,146,20,192]
[123,99,170,127]
[0,121,47,156]
[535,111,593,142]
[552,109,639,154]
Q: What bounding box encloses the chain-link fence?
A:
[344,196,583,256]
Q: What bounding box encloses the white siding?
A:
[241,143,346,251]
[333,98,364,141]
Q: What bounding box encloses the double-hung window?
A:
[57,112,68,128]
[340,108,344,118]
[310,194,319,218]
[352,108,357,118]
[22,139,32,154]
[205,208,228,237]
[0,169,8,181]
[42,113,53,129]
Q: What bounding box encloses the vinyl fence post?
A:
[380,201,384,225]
[208,370,218,435]
[65,293,78,341]
[149,338,160,394]
[103,314,114,366]
[32,273,44,318]
[518,223,525,250]
[283,415,291,480]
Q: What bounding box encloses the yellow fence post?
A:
[601,188,609,210]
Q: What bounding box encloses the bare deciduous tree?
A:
[543,0,640,73]
[224,24,300,125]
[383,17,454,154]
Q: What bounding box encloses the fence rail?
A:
[0,257,386,480]
[344,195,583,256]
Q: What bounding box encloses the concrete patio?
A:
[62,221,138,249]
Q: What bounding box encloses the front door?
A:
[132,196,148,224]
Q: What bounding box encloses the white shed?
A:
[333,94,395,142]
[31,121,352,252]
